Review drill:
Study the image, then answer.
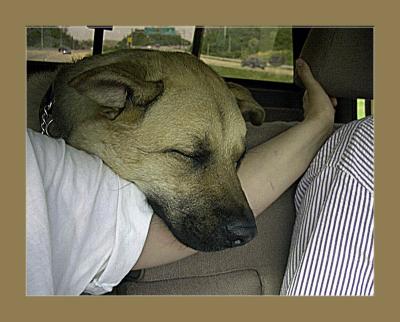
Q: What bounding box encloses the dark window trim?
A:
[292,27,311,63]
[365,99,372,116]
[27,60,66,76]
[88,26,113,55]
[191,27,204,57]
[335,98,358,123]
[92,29,104,55]
[224,77,301,92]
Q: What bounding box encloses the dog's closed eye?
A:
[164,149,210,168]
[125,87,134,105]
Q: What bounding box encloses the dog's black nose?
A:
[225,222,257,247]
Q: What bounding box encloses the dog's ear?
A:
[227,82,265,126]
[68,63,164,120]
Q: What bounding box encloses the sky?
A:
[66,26,195,42]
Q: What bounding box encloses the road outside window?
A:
[26,26,195,62]
[26,26,293,84]
[26,26,94,63]
[200,27,293,83]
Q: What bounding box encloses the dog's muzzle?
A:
[176,206,258,251]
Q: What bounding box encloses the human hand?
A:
[296,58,336,125]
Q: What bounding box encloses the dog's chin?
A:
[164,222,250,252]
[146,197,251,252]
[153,214,230,252]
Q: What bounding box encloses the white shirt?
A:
[26,129,153,295]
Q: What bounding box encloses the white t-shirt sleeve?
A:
[26,129,153,295]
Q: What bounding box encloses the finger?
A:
[296,58,322,91]
[330,97,338,107]
[303,90,309,104]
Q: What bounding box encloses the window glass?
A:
[200,27,293,83]
[26,26,94,63]
[357,99,366,119]
[102,26,195,53]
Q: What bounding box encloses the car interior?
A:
[26,26,373,295]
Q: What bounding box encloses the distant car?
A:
[268,55,285,67]
[58,47,72,54]
[241,56,266,69]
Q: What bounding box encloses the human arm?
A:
[238,59,337,215]
[133,59,337,269]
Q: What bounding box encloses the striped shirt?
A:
[280,116,374,296]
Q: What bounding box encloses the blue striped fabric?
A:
[280,116,374,296]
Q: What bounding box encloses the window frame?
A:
[27,25,307,91]
[26,26,369,123]
[89,26,309,91]
[26,26,311,121]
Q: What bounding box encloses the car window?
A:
[26,26,293,84]
[199,27,294,83]
[26,26,94,63]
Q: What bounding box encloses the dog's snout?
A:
[225,222,257,247]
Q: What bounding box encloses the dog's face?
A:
[49,50,265,251]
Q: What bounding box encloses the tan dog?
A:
[27,49,265,251]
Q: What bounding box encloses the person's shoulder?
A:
[333,116,373,141]
[339,116,374,192]
[308,117,370,171]
[351,116,374,143]
[341,116,374,161]
[308,116,373,187]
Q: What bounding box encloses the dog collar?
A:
[39,83,55,137]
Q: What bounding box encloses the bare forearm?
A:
[238,59,336,217]
[133,214,196,270]
[238,117,333,216]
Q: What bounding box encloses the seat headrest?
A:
[295,28,373,99]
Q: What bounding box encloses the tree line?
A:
[27,27,92,50]
[201,27,292,64]
[112,29,190,50]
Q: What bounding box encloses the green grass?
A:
[209,65,293,83]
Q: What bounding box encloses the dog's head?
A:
[48,49,265,251]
